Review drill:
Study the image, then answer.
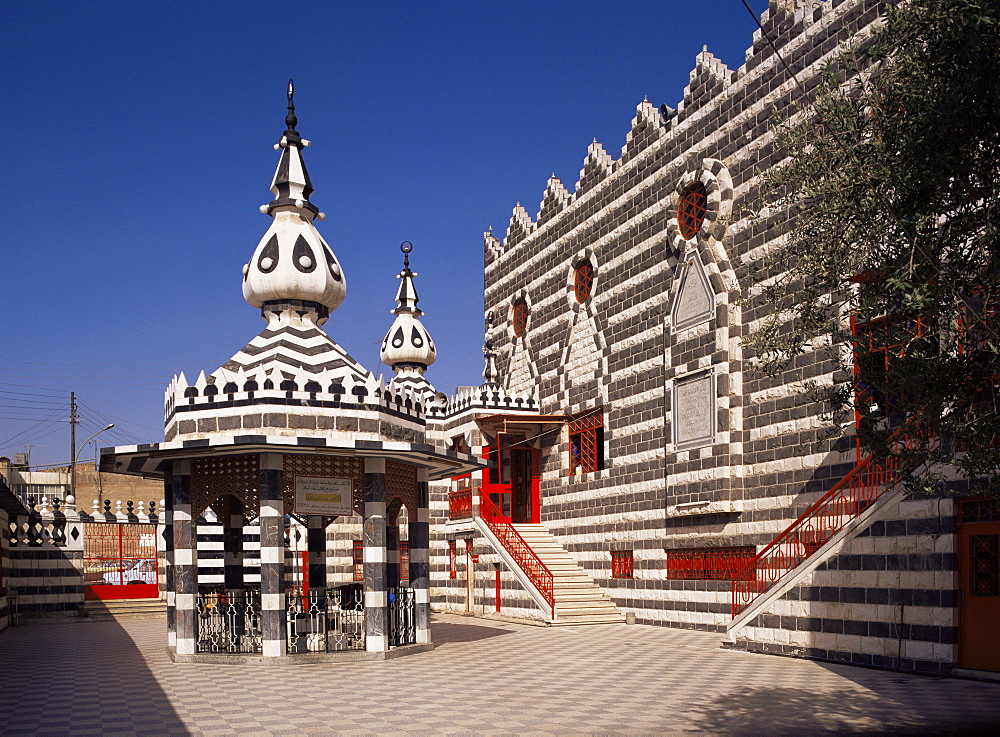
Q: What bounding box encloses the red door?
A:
[482,434,539,524]
[83,523,159,600]
[957,499,1000,672]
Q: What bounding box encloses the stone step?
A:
[551,613,627,626]
[84,598,166,620]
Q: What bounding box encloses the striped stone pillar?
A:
[306,515,326,592]
[410,469,431,644]
[224,499,245,591]
[363,457,387,652]
[171,461,197,656]
[258,453,285,657]
[385,521,400,590]
[163,472,175,650]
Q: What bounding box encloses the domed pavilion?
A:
[100,82,484,662]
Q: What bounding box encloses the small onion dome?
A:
[380,242,437,372]
[242,80,346,320]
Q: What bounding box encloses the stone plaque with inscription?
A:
[294,476,354,516]
[674,371,715,449]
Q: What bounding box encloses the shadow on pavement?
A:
[0,616,188,736]
[683,683,984,735]
[431,616,516,647]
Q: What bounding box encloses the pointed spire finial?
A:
[285,78,298,132]
[400,240,412,271]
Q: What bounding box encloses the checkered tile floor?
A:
[1,613,998,735]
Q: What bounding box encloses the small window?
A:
[664,546,756,580]
[678,182,708,240]
[450,435,469,454]
[352,540,364,583]
[574,259,594,303]
[611,550,634,579]
[569,409,604,475]
[448,540,457,579]
[512,300,529,337]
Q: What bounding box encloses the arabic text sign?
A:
[294,476,354,516]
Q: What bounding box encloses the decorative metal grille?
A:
[665,546,756,580]
[970,534,999,597]
[569,410,603,476]
[959,498,1000,524]
[677,182,707,240]
[387,587,415,647]
[283,454,365,519]
[83,523,158,588]
[573,259,594,303]
[512,300,529,337]
[449,475,472,520]
[195,590,262,653]
[610,550,634,579]
[191,455,259,522]
[286,587,365,653]
[386,460,418,521]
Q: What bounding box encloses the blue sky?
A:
[2,0,768,469]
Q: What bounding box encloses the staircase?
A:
[513,524,625,626]
[729,442,925,634]
[84,598,166,620]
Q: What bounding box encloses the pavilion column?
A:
[410,470,431,644]
[363,458,387,652]
[258,453,285,657]
[306,515,326,593]
[385,521,400,590]
[163,471,175,650]
[171,461,197,656]
[224,499,245,591]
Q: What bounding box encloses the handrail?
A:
[731,431,926,618]
[477,495,555,619]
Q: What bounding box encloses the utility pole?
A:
[69,392,78,501]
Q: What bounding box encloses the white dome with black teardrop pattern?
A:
[381,245,437,372]
[242,80,346,318]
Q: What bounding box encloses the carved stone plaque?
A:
[672,253,714,330]
[674,371,715,449]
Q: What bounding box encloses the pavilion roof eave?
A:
[99,437,486,482]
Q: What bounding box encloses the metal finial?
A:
[400,240,413,270]
[285,78,298,130]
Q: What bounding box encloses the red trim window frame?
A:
[611,550,634,579]
[574,259,594,303]
[568,409,604,476]
[512,300,529,338]
[448,540,457,579]
[664,546,756,580]
[352,540,364,583]
[677,182,708,240]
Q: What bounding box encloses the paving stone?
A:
[1,613,998,735]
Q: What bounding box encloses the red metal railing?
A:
[448,488,473,520]
[478,495,555,619]
[731,453,913,618]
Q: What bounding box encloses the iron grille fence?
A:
[195,589,262,653]
[665,547,756,580]
[387,586,415,647]
[286,586,365,653]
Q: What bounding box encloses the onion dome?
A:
[242,80,346,325]
[380,242,437,376]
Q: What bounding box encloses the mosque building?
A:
[87,0,997,675]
